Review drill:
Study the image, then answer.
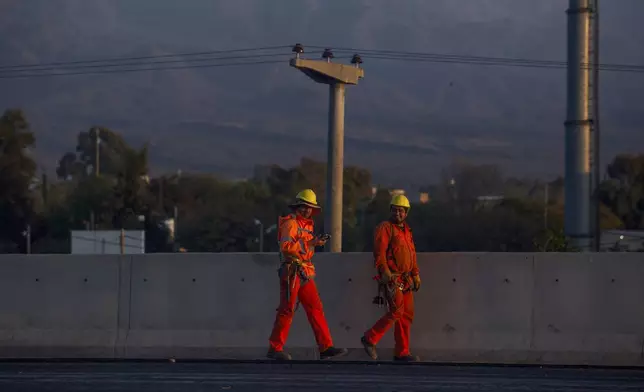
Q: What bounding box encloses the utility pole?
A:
[24,224,31,254]
[254,219,264,252]
[564,0,592,251]
[94,127,100,177]
[41,173,48,208]
[590,0,601,251]
[120,228,125,255]
[92,127,100,232]
[544,182,549,230]
[173,205,178,251]
[173,169,181,252]
[289,44,365,252]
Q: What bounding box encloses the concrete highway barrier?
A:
[0,252,642,366]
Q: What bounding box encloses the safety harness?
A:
[278,257,311,307]
[277,216,316,312]
[372,222,413,313]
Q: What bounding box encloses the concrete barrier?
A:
[532,252,644,365]
[0,252,642,366]
[0,255,125,358]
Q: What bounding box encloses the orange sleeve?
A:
[409,232,420,276]
[279,219,301,258]
[373,222,391,271]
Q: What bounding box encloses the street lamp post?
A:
[254,219,264,253]
[173,169,181,252]
[254,219,277,253]
[23,224,31,254]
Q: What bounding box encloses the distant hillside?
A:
[0,0,643,189]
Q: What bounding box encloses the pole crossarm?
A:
[289,58,364,85]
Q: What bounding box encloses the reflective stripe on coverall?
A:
[268,214,333,352]
[364,221,419,357]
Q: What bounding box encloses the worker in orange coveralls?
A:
[267,189,348,361]
[361,194,421,362]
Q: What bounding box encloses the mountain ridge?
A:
[0,0,643,189]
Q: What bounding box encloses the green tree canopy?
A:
[599,154,644,229]
[0,109,37,252]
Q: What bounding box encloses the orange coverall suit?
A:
[268,214,334,353]
[364,221,419,357]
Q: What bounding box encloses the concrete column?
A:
[565,0,592,250]
[325,83,346,253]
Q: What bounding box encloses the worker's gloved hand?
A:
[379,266,394,284]
[412,275,421,292]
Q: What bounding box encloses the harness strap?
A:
[277,216,315,313]
[278,258,313,313]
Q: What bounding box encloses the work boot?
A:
[319,347,348,360]
[266,349,292,361]
[361,336,378,360]
[394,355,420,362]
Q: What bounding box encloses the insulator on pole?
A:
[351,54,363,67]
[292,43,304,58]
[322,48,334,62]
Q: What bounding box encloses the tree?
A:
[257,157,373,251]
[112,146,151,228]
[176,176,272,252]
[66,176,116,230]
[435,162,505,206]
[56,127,135,181]
[0,109,37,252]
[599,154,644,229]
[56,152,85,180]
[359,188,391,251]
[55,127,152,231]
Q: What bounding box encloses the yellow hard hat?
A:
[291,189,321,209]
[390,194,411,209]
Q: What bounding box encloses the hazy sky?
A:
[0,0,643,188]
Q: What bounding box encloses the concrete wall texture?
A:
[0,252,643,366]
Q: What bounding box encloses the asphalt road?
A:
[0,361,643,391]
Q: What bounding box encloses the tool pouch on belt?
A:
[372,221,416,308]
[278,255,313,303]
[373,271,412,311]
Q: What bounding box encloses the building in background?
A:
[368,187,431,204]
[475,195,505,209]
[419,192,430,204]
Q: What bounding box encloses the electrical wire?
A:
[310,45,644,72]
[359,54,644,73]
[0,53,292,74]
[309,45,568,67]
[0,45,292,70]
[2,43,644,79]
[0,59,287,79]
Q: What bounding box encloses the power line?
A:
[356,54,644,73]
[0,52,291,74]
[0,45,291,70]
[2,44,638,71]
[310,45,568,67]
[312,45,644,71]
[2,44,644,79]
[0,59,286,79]
[309,45,644,73]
